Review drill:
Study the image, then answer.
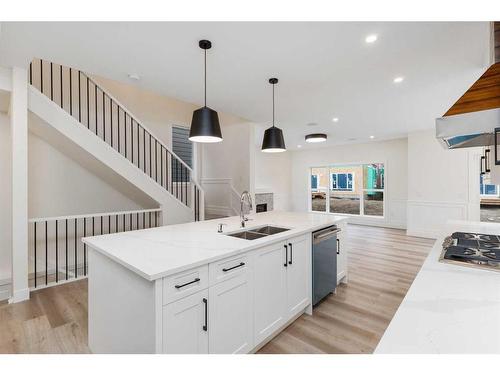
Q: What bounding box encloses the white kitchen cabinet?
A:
[253,241,287,344]
[163,289,209,354]
[209,272,253,353]
[336,225,348,284]
[285,235,311,317]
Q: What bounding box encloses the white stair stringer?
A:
[28,86,194,225]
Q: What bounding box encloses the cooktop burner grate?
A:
[451,232,500,243]
[441,232,500,271]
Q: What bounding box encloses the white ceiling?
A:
[0,22,491,149]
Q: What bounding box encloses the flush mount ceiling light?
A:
[262,78,286,153]
[393,76,404,83]
[305,133,327,143]
[189,39,223,143]
[365,34,378,44]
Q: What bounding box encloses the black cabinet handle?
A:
[495,127,500,166]
[202,298,208,331]
[175,277,200,289]
[222,262,245,272]
[485,149,491,173]
[481,156,486,175]
[284,244,288,267]
[288,243,293,265]
[336,238,340,255]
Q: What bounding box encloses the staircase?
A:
[27,59,204,224]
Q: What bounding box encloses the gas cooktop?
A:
[440,232,500,272]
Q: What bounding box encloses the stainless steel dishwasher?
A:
[312,225,341,306]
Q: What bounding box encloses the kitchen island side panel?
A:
[89,249,157,353]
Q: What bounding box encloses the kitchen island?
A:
[82,211,348,354]
[375,220,500,354]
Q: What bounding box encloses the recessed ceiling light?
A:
[393,76,404,83]
[369,135,375,139]
[365,34,378,44]
[128,73,140,80]
[305,133,327,143]
[306,122,318,127]
[297,145,302,148]
[332,117,339,123]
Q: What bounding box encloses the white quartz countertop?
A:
[82,211,346,281]
[375,220,500,354]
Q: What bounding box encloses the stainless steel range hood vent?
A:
[436,107,500,149]
[436,22,500,149]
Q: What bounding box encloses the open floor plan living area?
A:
[1,8,499,366]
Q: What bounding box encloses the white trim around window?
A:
[309,162,386,219]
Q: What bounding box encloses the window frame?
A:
[309,162,386,218]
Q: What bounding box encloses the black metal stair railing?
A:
[28,209,161,290]
[29,58,202,219]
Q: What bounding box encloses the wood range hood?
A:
[436,22,500,149]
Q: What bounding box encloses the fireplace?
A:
[256,203,268,213]
[255,192,273,213]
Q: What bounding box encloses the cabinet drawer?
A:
[163,265,208,304]
[209,254,250,285]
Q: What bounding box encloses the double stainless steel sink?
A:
[226,225,290,240]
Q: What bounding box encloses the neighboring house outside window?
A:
[480,174,500,197]
[331,173,354,191]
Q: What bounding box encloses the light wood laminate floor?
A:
[0,225,434,354]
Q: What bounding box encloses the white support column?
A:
[9,67,29,303]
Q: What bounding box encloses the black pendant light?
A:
[189,40,223,143]
[262,78,286,153]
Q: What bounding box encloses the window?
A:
[480,175,499,197]
[172,126,192,182]
[331,173,354,191]
[310,163,384,217]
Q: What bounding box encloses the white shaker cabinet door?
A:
[209,272,253,353]
[285,235,311,317]
[162,289,209,354]
[253,242,287,344]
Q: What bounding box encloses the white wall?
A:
[290,138,408,229]
[407,129,481,238]
[253,125,292,211]
[28,129,148,219]
[94,75,254,214]
[201,117,253,197]
[0,112,12,286]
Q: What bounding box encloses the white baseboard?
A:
[8,287,29,303]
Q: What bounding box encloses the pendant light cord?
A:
[272,83,275,127]
[204,49,207,107]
